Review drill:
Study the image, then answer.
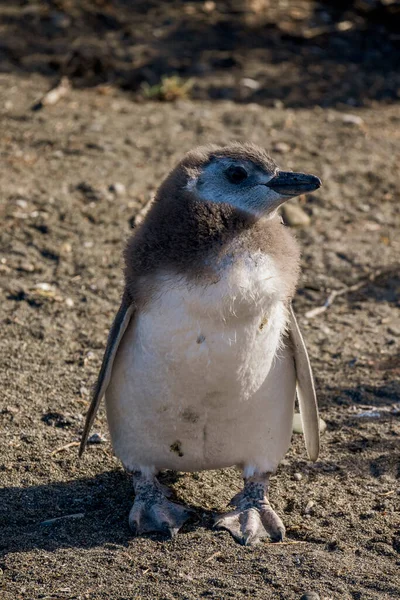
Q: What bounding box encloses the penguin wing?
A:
[289,304,320,462]
[79,293,135,456]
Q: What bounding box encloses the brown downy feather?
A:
[124,143,300,306]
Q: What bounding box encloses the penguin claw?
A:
[128,497,193,538]
[214,504,285,546]
[260,505,286,542]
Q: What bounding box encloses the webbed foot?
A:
[129,472,193,538]
[214,474,285,546]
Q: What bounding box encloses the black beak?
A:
[266,171,321,197]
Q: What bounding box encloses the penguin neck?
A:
[124,192,299,303]
[180,196,258,247]
[128,195,257,274]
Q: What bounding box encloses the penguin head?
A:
[179,143,321,218]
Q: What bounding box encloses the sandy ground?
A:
[0,68,399,600]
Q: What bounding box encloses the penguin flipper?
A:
[288,304,320,462]
[79,293,135,456]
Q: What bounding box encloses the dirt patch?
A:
[0,31,399,600]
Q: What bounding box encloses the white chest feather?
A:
[106,252,295,473]
[139,254,286,396]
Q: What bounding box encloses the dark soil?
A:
[0,2,399,599]
[1,0,399,108]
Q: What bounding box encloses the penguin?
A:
[79,143,321,546]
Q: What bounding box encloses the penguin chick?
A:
[80,142,321,545]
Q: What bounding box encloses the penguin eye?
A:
[226,165,248,184]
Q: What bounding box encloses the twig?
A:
[40,513,85,526]
[32,77,71,111]
[269,540,308,545]
[51,441,80,455]
[287,524,312,531]
[302,20,354,40]
[204,551,222,563]
[378,490,394,497]
[304,268,384,319]
[134,198,154,226]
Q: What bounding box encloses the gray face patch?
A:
[190,157,277,216]
[189,157,320,217]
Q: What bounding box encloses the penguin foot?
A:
[214,473,285,546]
[129,473,193,539]
[214,503,285,545]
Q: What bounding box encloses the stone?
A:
[88,432,107,444]
[240,78,261,90]
[304,500,315,514]
[281,203,311,227]
[292,413,327,435]
[341,113,364,126]
[109,182,126,197]
[387,326,400,337]
[273,141,291,154]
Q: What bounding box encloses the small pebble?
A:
[203,1,216,13]
[240,77,261,90]
[34,282,54,292]
[292,413,303,434]
[88,432,107,444]
[387,326,400,337]
[292,413,327,435]
[65,297,74,308]
[356,410,381,418]
[19,261,35,273]
[304,500,315,514]
[341,113,364,126]
[109,182,126,197]
[294,472,302,481]
[336,20,353,32]
[32,282,59,299]
[51,11,71,29]
[281,203,311,227]
[273,141,291,154]
[300,593,320,600]
[61,242,72,253]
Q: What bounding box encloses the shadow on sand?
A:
[0,0,399,107]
